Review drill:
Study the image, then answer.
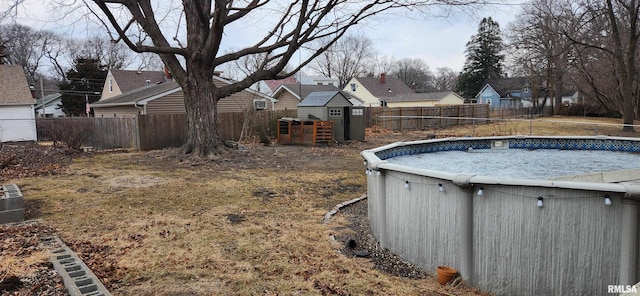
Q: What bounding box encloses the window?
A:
[253,99,267,110]
[352,108,363,116]
[486,99,492,105]
[108,78,113,93]
[329,108,342,117]
[350,83,357,91]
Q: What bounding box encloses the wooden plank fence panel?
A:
[36,117,137,150]
[92,117,137,150]
[138,113,187,151]
[364,104,493,132]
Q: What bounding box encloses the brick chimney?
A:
[164,66,172,80]
[380,73,386,84]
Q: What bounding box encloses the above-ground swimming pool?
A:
[361,136,640,295]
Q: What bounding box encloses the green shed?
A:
[297,91,365,143]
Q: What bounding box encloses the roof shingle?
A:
[91,81,180,106]
[110,70,168,93]
[0,65,34,105]
[354,76,415,98]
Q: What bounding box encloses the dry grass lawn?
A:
[8,116,640,295]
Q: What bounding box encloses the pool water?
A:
[386,149,640,179]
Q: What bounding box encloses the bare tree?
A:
[83,0,485,157]
[562,0,640,131]
[375,55,397,76]
[136,52,164,71]
[389,58,434,92]
[603,0,640,131]
[0,24,56,84]
[433,67,457,91]
[309,34,376,88]
[570,45,624,116]
[0,0,24,23]
[72,36,134,70]
[505,0,576,114]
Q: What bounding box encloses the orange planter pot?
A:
[436,266,458,285]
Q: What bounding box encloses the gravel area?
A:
[333,198,433,279]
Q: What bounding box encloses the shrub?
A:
[37,118,94,150]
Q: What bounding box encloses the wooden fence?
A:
[36,109,297,151]
[37,117,138,150]
[365,104,490,131]
[36,106,546,151]
[137,110,296,150]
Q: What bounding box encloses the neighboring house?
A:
[384,91,465,108]
[271,83,339,110]
[254,76,298,95]
[0,64,37,142]
[91,77,276,117]
[522,84,580,108]
[298,75,339,87]
[35,93,64,117]
[101,69,170,100]
[342,73,416,107]
[475,77,531,109]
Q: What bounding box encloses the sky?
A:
[8,0,524,74]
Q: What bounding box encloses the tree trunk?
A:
[606,0,637,132]
[181,66,224,157]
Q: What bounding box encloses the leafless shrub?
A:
[37,118,94,150]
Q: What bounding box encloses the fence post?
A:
[399,108,403,132]
[133,116,140,150]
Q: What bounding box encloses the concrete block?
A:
[0,209,24,224]
[0,194,24,212]
[42,236,112,296]
[0,184,24,224]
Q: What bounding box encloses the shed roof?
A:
[0,65,34,105]
[298,91,352,107]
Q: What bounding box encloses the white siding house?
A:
[0,65,37,142]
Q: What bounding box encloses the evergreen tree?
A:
[58,57,107,116]
[456,17,505,99]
